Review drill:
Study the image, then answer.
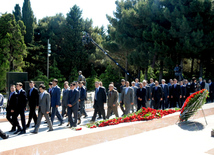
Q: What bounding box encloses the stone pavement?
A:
[0,103,214,155]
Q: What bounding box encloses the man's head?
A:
[161,79,165,84]
[10,85,16,93]
[121,79,125,85]
[155,81,159,86]
[78,71,82,75]
[209,79,212,83]
[142,80,147,87]
[70,82,76,90]
[139,82,143,88]
[109,84,114,91]
[170,79,173,84]
[48,82,53,88]
[52,79,58,86]
[192,77,197,83]
[29,81,35,88]
[199,77,202,82]
[16,82,23,91]
[131,81,135,87]
[39,84,46,93]
[173,78,177,84]
[95,81,100,88]
[184,79,188,84]
[150,78,154,83]
[99,81,103,87]
[64,81,69,89]
[135,78,139,83]
[125,81,130,87]
[180,81,183,85]
[204,79,206,83]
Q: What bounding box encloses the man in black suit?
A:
[14,82,27,135]
[136,82,147,111]
[152,81,163,110]
[91,81,106,122]
[78,81,87,118]
[170,79,182,108]
[199,77,205,90]
[6,85,18,132]
[26,81,39,128]
[160,79,169,110]
[149,78,155,108]
[119,79,126,115]
[67,83,80,127]
[180,81,186,107]
[190,77,198,93]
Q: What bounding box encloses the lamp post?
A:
[47,39,51,79]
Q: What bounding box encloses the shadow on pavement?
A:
[178,121,205,131]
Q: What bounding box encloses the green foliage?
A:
[22,0,34,44]
[86,66,99,91]
[32,70,49,87]
[13,4,22,22]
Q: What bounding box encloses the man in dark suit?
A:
[61,81,70,118]
[67,83,80,127]
[149,78,155,108]
[6,85,18,132]
[152,81,163,110]
[26,81,39,128]
[136,82,147,111]
[91,81,107,122]
[198,77,205,90]
[31,84,53,134]
[78,81,87,118]
[106,84,119,119]
[13,82,27,135]
[160,79,169,110]
[180,81,186,107]
[170,79,182,108]
[119,79,126,115]
[50,79,64,126]
[190,77,198,93]
[144,80,151,108]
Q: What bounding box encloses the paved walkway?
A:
[0,103,214,155]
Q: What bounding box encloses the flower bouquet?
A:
[179,89,209,122]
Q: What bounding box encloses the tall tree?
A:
[0,13,27,90]
[13,4,22,22]
[22,0,34,44]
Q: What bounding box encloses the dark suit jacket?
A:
[7,92,18,111]
[79,87,86,101]
[209,83,214,93]
[68,89,79,107]
[181,85,186,97]
[171,84,181,98]
[152,86,163,99]
[120,85,126,93]
[199,81,205,90]
[190,83,197,93]
[136,87,147,103]
[95,87,106,105]
[51,85,61,107]
[28,87,39,107]
[160,84,169,97]
[146,86,151,100]
[17,89,27,110]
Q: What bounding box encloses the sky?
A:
[0,0,117,28]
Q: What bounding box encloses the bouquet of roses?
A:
[179,89,209,122]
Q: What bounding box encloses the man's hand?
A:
[138,97,141,100]
[148,98,150,101]
[56,105,59,108]
[11,110,14,113]
[131,103,134,105]
[113,104,116,107]
[180,95,182,98]
[183,96,186,98]
[160,98,163,101]
[37,106,39,109]
[79,99,80,102]
[152,98,154,100]
[120,101,122,103]
[167,96,169,98]
[46,112,49,114]
[171,96,173,98]
[68,104,72,107]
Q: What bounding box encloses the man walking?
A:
[120,81,134,115]
[78,81,87,118]
[31,84,53,134]
[51,79,64,126]
[91,82,106,122]
[26,81,39,128]
[61,81,70,118]
[106,84,119,119]
[14,82,27,135]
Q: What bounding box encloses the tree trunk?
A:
[125,51,128,81]
[199,61,203,77]
[159,60,163,83]
[144,67,148,80]
[191,58,194,76]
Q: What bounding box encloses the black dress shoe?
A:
[47,129,53,132]
[58,122,64,126]
[32,125,35,128]
[83,115,88,118]
[26,125,29,129]
[44,121,47,124]
[97,117,102,120]
[18,130,26,135]
[66,123,70,127]
[31,131,38,134]
[13,129,21,134]
[9,128,16,132]
[1,134,9,139]
[77,119,81,125]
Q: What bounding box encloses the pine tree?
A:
[13,4,21,22]
[22,0,34,44]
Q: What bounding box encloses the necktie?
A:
[30,88,33,96]
[95,88,98,100]
[40,93,43,100]
[155,87,157,90]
